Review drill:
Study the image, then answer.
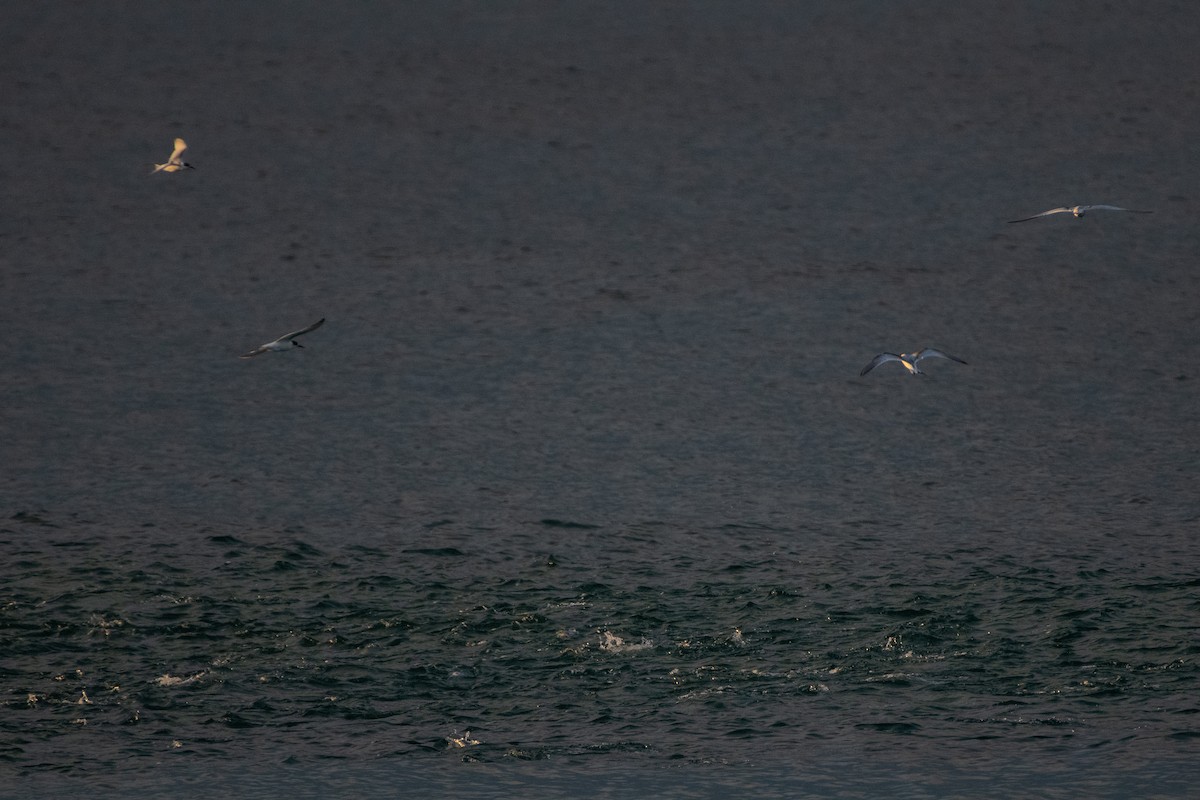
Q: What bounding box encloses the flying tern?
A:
[860,348,967,377]
[1007,204,1151,223]
[152,138,195,173]
[240,318,325,358]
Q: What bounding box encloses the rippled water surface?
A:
[4,515,1198,797]
[3,0,1200,796]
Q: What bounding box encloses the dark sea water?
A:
[3,1,1200,797]
[3,514,1199,797]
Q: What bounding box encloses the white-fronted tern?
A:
[860,348,967,376]
[152,138,194,173]
[1007,204,1150,223]
[240,318,325,358]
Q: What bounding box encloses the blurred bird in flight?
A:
[1007,204,1150,223]
[152,138,194,173]
[860,348,967,376]
[240,319,325,358]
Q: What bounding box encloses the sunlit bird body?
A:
[860,348,967,377]
[446,730,480,748]
[240,318,325,358]
[1007,204,1151,223]
[152,138,194,173]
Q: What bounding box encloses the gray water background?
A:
[2,1,1198,796]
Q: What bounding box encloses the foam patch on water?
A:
[599,630,653,653]
[153,671,207,687]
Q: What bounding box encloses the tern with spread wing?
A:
[860,348,967,377]
[1007,204,1150,223]
[152,138,195,173]
[240,318,325,358]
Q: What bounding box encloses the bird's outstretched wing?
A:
[280,318,325,342]
[1084,205,1152,214]
[914,348,967,365]
[860,352,903,376]
[168,138,188,164]
[1007,207,1071,224]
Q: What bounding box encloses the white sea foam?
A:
[154,671,207,687]
[599,630,653,653]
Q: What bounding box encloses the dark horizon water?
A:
[3,1,1199,796]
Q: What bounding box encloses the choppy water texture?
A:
[3,1,1200,797]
